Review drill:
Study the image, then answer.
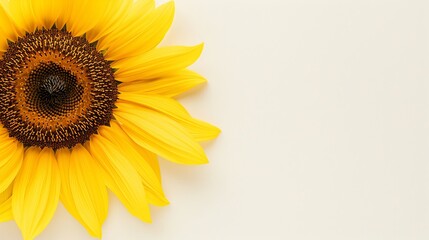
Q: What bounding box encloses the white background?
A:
[2,0,429,239]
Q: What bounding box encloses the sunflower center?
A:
[0,28,118,149]
[27,62,84,118]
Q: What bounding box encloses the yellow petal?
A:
[104,1,174,60]
[86,0,134,43]
[0,2,19,48]
[118,94,220,141]
[129,0,155,18]
[0,182,12,204]
[0,139,24,193]
[0,124,7,135]
[56,148,83,224]
[13,147,60,240]
[0,184,14,222]
[54,0,71,30]
[131,146,164,205]
[113,44,204,82]
[96,0,154,50]
[88,135,151,222]
[118,69,207,97]
[99,122,169,206]
[7,0,37,35]
[0,199,12,222]
[114,106,208,165]
[135,145,162,182]
[115,132,162,183]
[30,0,64,29]
[57,146,108,238]
[58,0,110,37]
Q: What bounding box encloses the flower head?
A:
[0,0,219,239]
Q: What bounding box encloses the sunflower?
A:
[0,0,219,239]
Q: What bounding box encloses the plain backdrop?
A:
[1,0,429,239]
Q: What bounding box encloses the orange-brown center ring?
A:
[15,50,92,130]
[0,28,117,149]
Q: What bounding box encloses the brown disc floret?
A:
[0,28,117,149]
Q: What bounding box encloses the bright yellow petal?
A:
[0,183,12,206]
[99,122,169,206]
[0,2,19,48]
[103,1,174,61]
[56,148,83,224]
[115,132,162,183]
[7,0,37,35]
[129,0,155,19]
[0,184,14,222]
[114,106,208,165]
[57,146,108,238]
[131,147,164,205]
[118,93,220,141]
[86,0,134,43]
[0,139,24,193]
[88,135,151,222]
[54,0,71,30]
[58,0,109,37]
[135,145,162,182]
[118,69,207,97]
[113,44,204,82]
[0,124,7,135]
[13,147,60,240]
[30,0,63,29]
[96,0,154,50]
[0,198,12,222]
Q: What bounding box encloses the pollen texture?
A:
[0,28,117,149]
